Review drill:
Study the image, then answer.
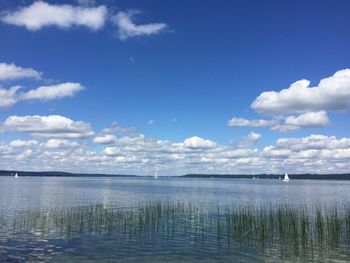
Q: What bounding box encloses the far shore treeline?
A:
[1,170,350,180]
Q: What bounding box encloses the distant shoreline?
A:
[182,173,350,180]
[0,170,137,178]
[1,170,350,180]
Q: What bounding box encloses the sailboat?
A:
[14,173,18,178]
[154,169,158,180]
[282,173,289,182]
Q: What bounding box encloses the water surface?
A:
[1,177,350,262]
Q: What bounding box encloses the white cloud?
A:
[9,139,38,147]
[1,1,107,31]
[0,62,42,81]
[104,146,122,156]
[228,112,330,133]
[43,139,79,148]
[113,10,167,40]
[284,111,330,127]
[2,128,350,175]
[246,132,262,142]
[227,117,276,127]
[21,82,84,101]
[0,82,84,108]
[16,149,33,161]
[271,111,330,133]
[223,148,257,158]
[261,134,350,165]
[252,69,350,114]
[270,124,299,133]
[93,134,116,144]
[101,122,137,134]
[0,86,21,108]
[2,115,94,138]
[276,134,350,151]
[183,136,217,149]
[238,132,262,147]
[262,145,292,158]
[147,120,155,125]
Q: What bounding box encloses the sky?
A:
[0,0,350,175]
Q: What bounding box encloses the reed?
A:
[1,202,350,260]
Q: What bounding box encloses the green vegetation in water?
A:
[1,202,350,261]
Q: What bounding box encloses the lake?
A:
[1,177,350,262]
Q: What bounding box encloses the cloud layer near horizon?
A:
[1,114,350,175]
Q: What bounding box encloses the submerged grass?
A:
[1,202,350,260]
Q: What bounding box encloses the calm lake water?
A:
[1,177,350,262]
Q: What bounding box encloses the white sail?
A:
[14,173,18,178]
[282,173,289,182]
[154,169,158,179]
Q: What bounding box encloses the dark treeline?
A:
[0,170,137,177]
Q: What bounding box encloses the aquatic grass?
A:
[1,202,350,260]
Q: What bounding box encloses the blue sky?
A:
[0,0,350,175]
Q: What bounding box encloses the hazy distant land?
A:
[1,170,350,180]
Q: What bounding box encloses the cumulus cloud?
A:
[227,117,276,127]
[0,62,42,81]
[101,121,137,135]
[228,111,330,133]
[271,111,330,132]
[21,82,84,101]
[113,10,167,40]
[93,134,117,144]
[0,82,84,108]
[238,132,262,147]
[259,134,350,175]
[284,111,330,127]
[147,120,155,125]
[276,134,350,151]
[252,69,350,114]
[183,136,217,149]
[0,86,21,108]
[262,145,292,158]
[1,1,107,31]
[2,115,94,138]
[104,146,122,156]
[228,69,350,133]
[43,139,79,148]
[2,126,350,175]
[9,139,38,147]
[227,111,330,133]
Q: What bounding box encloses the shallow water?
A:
[1,177,350,262]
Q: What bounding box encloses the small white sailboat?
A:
[154,168,158,180]
[282,173,289,182]
[14,173,18,178]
